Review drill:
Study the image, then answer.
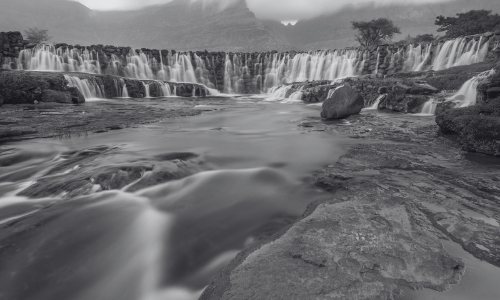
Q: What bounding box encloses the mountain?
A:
[0,0,290,51]
[0,0,99,45]
[264,0,500,50]
[1,0,500,51]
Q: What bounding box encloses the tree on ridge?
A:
[435,10,500,38]
[351,18,401,51]
[24,27,52,44]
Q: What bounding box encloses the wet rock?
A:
[379,84,432,113]
[487,87,500,99]
[68,87,85,104]
[41,89,72,104]
[321,85,364,119]
[378,87,388,94]
[0,70,67,104]
[436,101,500,156]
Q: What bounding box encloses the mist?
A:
[72,0,453,20]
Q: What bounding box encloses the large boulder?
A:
[41,89,72,104]
[321,85,364,119]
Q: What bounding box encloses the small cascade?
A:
[373,50,381,75]
[364,94,384,110]
[64,75,105,100]
[267,85,292,99]
[405,44,432,72]
[447,69,495,107]
[287,87,304,102]
[122,84,129,98]
[173,85,177,96]
[142,82,152,98]
[158,82,172,97]
[419,99,438,115]
[1,57,21,70]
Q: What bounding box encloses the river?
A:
[0,96,348,300]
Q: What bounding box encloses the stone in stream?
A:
[320,85,365,119]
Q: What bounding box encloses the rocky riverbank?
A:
[200,109,500,299]
[0,97,228,142]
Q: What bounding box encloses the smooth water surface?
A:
[0,97,347,300]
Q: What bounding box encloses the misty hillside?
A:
[0,0,290,51]
[266,0,500,50]
[1,0,500,51]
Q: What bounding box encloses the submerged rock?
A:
[321,85,364,119]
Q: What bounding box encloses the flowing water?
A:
[0,97,348,300]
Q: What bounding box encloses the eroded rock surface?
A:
[202,110,500,300]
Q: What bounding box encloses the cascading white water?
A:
[260,50,361,92]
[447,69,495,107]
[267,85,292,99]
[122,84,129,98]
[364,94,384,110]
[159,82,172,97]
[19,45,101,73]
[64,75,105,100]
[287,87,304,102]
[373,50,381,75]
[405,44,432,72]
[1,57,21,70]
[142,82,152,98]
[432,37,489,71]
[8,35,493,96]
[419,99,438,115]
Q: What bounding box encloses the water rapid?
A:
[0,97,347,300]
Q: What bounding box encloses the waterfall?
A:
[405,44,432,72]
[19,45,101,73]
[64,75,105,100]
[142,82,152,98]
[432,37,489,71]
[447,69,495,107]
[7,35,493,96]
[419,99,438,115]
[364,94,384,110]
[158,82,172,97]
[373,50,380,75]
[288,87,304,101]
[267,85,292,99]
[122,84,129,98]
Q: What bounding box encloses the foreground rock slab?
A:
[202,111,500,300]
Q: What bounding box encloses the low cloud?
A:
[247,0,452,21]
[72,0,452,20]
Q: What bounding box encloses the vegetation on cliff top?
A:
[351,18,401,50]
[24,27,52,43]
[435,10,500,38]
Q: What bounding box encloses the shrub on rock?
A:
[321,85,365,119]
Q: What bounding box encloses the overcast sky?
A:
[72,0,451,20]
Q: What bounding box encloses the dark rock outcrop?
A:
[436,65,500,156]
[0,70,68,104]
[436,100,500,156]
[321,85,364,119]
[378,82,439,113]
